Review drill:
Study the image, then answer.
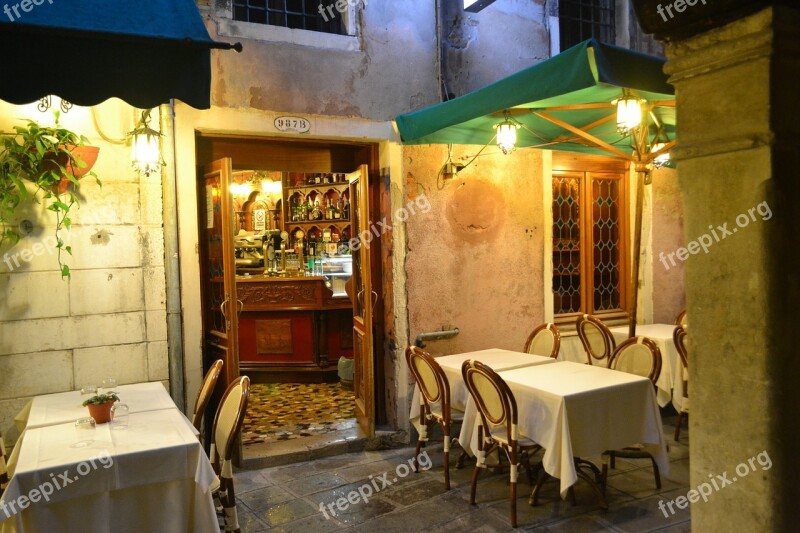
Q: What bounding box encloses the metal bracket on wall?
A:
[414,327,460,348]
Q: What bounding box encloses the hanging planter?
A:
[0,115,102,278]
[43,144,101,194]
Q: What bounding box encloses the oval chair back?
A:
[673,325,689,441]
[523,323,561,358]
[192,359,224,433]
[210,375,250,533]
[406,346,450,413]
[576,314,616,365]
[674,308,688,328]
[608,336,662,385]
[406,346,460,490]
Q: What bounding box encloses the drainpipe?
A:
[160,100,185,411]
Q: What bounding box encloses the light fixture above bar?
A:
[464,0,498,13]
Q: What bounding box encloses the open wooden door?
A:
[348,164,375,438]
[201,158,240,389]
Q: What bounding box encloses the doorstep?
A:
[240,425,408,470]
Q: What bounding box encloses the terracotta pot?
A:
[87,401,115,424]
[42,145,100,194]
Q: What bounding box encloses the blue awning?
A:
[0,0,241,109]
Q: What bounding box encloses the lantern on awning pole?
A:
[494,113,521,155]
[129,109,164,177]
[613,91,645,136]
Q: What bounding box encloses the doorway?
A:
[195,134,386,462]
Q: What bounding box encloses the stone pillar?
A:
[662,6,800,530]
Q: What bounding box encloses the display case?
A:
[320,255,352,298]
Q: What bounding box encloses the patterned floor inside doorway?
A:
[241,382,355,447]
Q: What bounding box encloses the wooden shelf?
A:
[287,181,349,190]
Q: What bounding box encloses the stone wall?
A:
[0,100,169,444]
[651,167,685,323]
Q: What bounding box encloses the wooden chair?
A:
[674,308,688,328]
[406,346,464,490]
[576,314,616,365]
[210,376,250,533]
[462,360,540,528]
[192,359,224,435]
[602,337,663,489]
[673,325,689,441]
[523,323,561,358]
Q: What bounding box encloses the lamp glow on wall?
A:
[494,114,521,155]
[613,92,645,136]
[130,109,164,177]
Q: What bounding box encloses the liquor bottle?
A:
[310,200,322,221]
[325,199,333,220]
[291,197,298,222]
[343,197,350,220]
[336,197,344,219]
[308,234,317,258]
[314,173,322,184]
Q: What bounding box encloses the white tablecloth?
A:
[459,361,668,496]
[410,349,556,433]
[609,324,683,410]
[22,382,177,430]
[0,409,218,533]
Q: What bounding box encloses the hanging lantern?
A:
[130,109,164,176]
[494,119,520,155]
[651,142,671,168]
[613,93,644,136]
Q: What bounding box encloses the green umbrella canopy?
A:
[395,39,675,161]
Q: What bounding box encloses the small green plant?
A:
[0,112,100,278]
[82,391,120,406]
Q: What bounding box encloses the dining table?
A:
[1,383,218,533]
[409,348,557,434]
[459,361,669,497]
[609,324,684,411]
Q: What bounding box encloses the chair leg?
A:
[529,467,550,506]
[443,425,451,490]
[469,465,481,505]
[220,477,241,533]
[650,455,662,489]
[413,434,425,473]
[510,479,517,528]
[674,411,685,442]
[455,450,468,469]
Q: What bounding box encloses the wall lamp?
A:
[129,109,164,177]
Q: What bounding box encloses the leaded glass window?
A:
[552,169,628,319]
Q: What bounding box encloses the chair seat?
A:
[430,404,465,424]
[489,427,540,449]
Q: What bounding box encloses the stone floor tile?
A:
[285,471,352,496]
[238,485,295,513]
[267,509,348,532]
[254,497,319,527]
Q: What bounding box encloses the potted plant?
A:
[81,391,120,424]
[0,113,101,278]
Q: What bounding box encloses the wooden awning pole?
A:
[629,164,649,338]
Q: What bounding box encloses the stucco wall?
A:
[651,167,685,324]
[404,144,546,356]
[0,100,169,444]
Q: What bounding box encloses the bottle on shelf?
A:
[310,200,322,221]
[335,197,343,220]
[343,197,350,220]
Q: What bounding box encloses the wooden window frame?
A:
[552,154,630,329]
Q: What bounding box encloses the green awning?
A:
[396,39,675,159]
